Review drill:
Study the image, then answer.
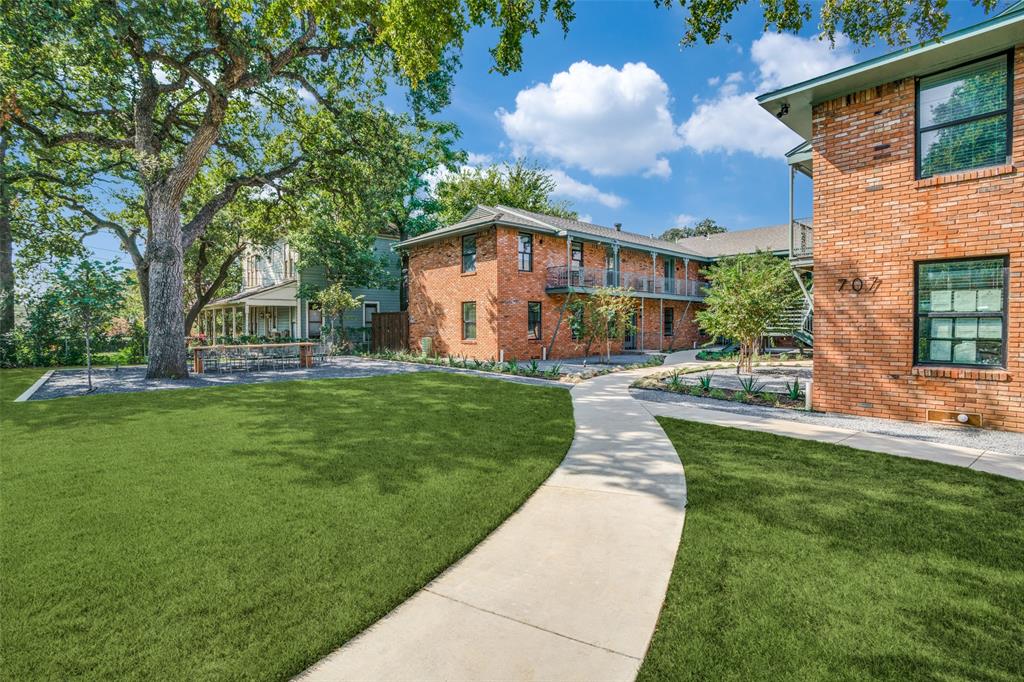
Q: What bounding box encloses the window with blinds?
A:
[917,53,1012,178]
[915,257,1008,367]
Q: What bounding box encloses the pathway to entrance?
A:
[296,354,692,681]
[297,349,1023,681]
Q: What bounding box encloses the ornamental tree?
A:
[312,282,362,348]
[568,287,637,363]
[49,259,127,390]
[695,251,800,373]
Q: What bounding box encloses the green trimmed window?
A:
[462,301,477,340]
[461,235,477,273]
[527,301,542,339]
[518,233,533,272]
[917,54,1011,179]
[915,257,1007,367]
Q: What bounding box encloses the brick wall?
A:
[406,225,708,360]
[810,46,1024,431]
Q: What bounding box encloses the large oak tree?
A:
[0,0,998,377]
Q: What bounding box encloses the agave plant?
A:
[666,372,684,391]
[697,373,714,391]
[505,358,519,375]
[546,363,562,378]
[738,375,764,395]
[785,379,803,400]
[528,359,540,375]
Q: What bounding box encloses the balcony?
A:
[790,219,813,266]
[545,266,706,300]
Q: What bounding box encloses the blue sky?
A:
[85,1,994,262]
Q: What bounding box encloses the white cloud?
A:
[673,213,697,227]
[498,61,683,178]
[679,34,856,158]
[465,152,493,166]
[578,213,593,223]
[548,170,626,209]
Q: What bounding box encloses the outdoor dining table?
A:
[191,342,317,373]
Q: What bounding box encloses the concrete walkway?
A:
[638,397,1024,480]
[296,357,689,681]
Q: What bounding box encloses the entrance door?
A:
[624,312,637,350]
[362,302,379,346]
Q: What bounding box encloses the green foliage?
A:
[698,373,714,391]
[785,380,803,401]
[737,375,764,395]
[667,372,684,391]
[434,158,576,225]
[696,251,800,373]
[567,287,637,361]
[312,283,362,347]
[659,218,726,242]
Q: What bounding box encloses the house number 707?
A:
[837,277,881,293]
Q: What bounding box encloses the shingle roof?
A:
[206,278,297,306]
[671,223,798,258]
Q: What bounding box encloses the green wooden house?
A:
[198,236,400,343]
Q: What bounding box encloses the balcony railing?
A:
[546,266,705,298]
[791,219,813,260]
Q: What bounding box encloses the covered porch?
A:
[200,280,302,341]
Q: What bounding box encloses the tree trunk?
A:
[145,197,188,378]
[84,320,93,391]
[0,134,14,336]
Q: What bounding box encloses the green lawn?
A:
[640,419,1024,682]
[0,369,574,680]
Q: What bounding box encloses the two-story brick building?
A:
[399,205,790,361]
[758,4,1024,431]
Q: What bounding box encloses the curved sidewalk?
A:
[295,358,689,681]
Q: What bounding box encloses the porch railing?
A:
[791,219,813,259]
[546,266,705,298]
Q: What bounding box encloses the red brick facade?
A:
[810,46,1024,431]
[406,225,706,361]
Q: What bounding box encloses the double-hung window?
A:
[462,301,477,340]
[527,301,542,340]
[518,233,533,272]
[461,234,477,273]
[915,257,1008,367]
[917,53,1012,179]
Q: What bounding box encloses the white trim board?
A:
[13,369,54,402]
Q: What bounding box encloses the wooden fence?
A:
[371,311,409,352]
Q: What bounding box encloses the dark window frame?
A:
[462,301,477,340]
[571,241,584,269]
[527,301,542,340]
[461,234,477,274]
[518,233,533,272]
[663,307,674,337]
[912,254,1009,369]
[914,50,1014,180]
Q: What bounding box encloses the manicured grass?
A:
[640,419,1024,682]
[0,369,574,680]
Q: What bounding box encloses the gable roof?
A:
[671,223,794,258]
[396,205,717,259]
[757,8,1024,140]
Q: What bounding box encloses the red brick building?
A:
[399,206,789,361]
[759,7,1024,431]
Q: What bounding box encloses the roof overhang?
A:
[757,9,1024,140]
[206,280,298,307]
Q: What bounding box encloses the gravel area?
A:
[534,352,664,374]
[28,357,568,401]
[632,387,1024,456]
[660,363,812,393]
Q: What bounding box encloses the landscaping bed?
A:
[633,363,808,409]
[1,369,574,680]
[360,350,664,381]
[640,419,1024,681]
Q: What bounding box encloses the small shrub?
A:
[505,358,519,375]
[779,352,789,361]
[709,388,728,400]
[546,363,562,378]
[738,375,764,395]
[667,372,684,391]
[785,380,803,401]
[688,384,705,397]
[697,373,713,391]
[527,359,540,375]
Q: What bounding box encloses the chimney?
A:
[614,222,622,231]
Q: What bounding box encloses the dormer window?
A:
[917,52,1012,179]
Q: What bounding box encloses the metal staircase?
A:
[765,298,813,347]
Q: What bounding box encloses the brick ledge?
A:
[916,164,1017,188]
[911,366,1011,382]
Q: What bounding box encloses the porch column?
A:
[566,235,572,287]
[294,304,300,339]
[651,252,657,294]
[684,257,690,296]
[660,298,664,351]
[244,304,250,336]
[221,308,227,339]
